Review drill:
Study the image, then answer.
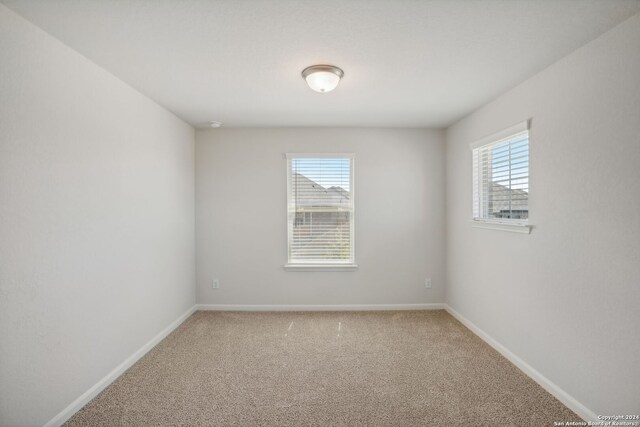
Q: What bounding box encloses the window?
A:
[285,154,355,268]
[472,121,530,227]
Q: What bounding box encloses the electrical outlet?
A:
[425,278,432,289]
[212,279,220,289]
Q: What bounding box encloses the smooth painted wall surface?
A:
[0,5,195,426]
[196,128,445,306]
[445,13,640,415]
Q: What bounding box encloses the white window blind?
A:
[472,127,529,224]
[286,154,354,265]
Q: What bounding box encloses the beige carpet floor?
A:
[65,310,580,426]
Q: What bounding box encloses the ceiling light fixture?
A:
[208,121,222,128]
[301,65,344,93]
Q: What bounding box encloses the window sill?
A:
[283,263,359,272]
[470,220,531,234]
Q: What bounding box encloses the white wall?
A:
[445,12,640,415]
[196,128,445,306]
[0,5,195,426]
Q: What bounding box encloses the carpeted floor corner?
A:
[65,310,580,426]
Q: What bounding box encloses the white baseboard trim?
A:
[44,305,197,427]
[196,303,445,311]
[443,304,597,423]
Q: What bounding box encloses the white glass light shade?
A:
[305,71,340,93]
[302,65,344,93]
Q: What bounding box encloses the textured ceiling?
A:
[3,0,639,128]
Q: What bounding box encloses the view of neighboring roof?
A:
[291,173,350,209]
[488,182,528,214]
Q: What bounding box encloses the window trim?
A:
[468,119,530,150]
[284,153,356,270]
[470,220,531,234]
[470,119,532,232]
[283,263,359,271]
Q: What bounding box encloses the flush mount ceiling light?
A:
[208,121,222,128]
[301,65,344,93]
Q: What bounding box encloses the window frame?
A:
[470,120,532,234]
[284,153,357,271]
